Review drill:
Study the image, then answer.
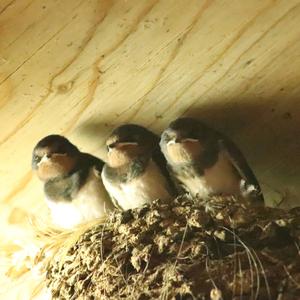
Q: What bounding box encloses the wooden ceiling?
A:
[1,0,300,297]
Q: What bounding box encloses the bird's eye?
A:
[107,142,116,150]
[163,133,171,142]
[131,135,138,142]
[33,156,41,163]
[190,130,198,139]
[55,146,66,154]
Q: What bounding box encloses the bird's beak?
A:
[167,139,177,145]
[181,138,199,143]
[108,142,138,152]
[167,137,198,145]
[167,134,182,145]
[166,130,180,145]
[38,154,50,165]
[118,142,138,147]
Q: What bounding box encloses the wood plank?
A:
[1,0,300,296]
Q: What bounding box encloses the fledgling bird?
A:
[160,117,264,204]
[101,124,176,210]
[32,135,114,228]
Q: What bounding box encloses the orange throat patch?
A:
[107,149,134,168]
[166,141,202,164]
[107,144,143,168]
[37,155,77,181]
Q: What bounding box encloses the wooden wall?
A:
[1,0,300,297]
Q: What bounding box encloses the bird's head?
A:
[32,135,80,181]
[106,124,158,167]
[160,117,209,164]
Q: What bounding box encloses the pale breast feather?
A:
[102,159,172,210]
[46,168,113,228]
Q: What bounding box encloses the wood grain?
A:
[1,0,300,296]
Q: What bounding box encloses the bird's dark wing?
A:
[100,164,124,211]
[108,195,123,211]
[219,138,264,203]
[80,152,105,173]
[143,131,178,197]
[167,165,189,195]
[152,145,178,197]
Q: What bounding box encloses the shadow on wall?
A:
[184,92,300,208]
[77,121,116,140]
[78,91,300,208]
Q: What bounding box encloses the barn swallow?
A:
[32,134,114,228]
[160,117,264,204]
[101,124,176,210]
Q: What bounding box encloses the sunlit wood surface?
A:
[1,0,300,298]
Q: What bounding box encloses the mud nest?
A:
[46,196,300,300]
